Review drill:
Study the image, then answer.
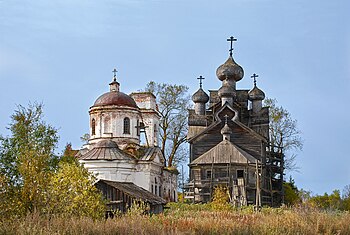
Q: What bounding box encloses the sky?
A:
[0,0,349,195]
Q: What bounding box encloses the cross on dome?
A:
[197,75,205,88]
[251,73,259,86]
[112,68,118,81]
[224,114,229,124]
[227,36,237,57]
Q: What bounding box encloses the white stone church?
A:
[77,72,178,204]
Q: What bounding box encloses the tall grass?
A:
[1,204,349,234]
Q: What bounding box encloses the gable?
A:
[188,103,267,144]
[140,147,165,165]
[190,121,263,161]
[191,140,257,165]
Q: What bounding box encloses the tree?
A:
[283,177,301,205]
[145,81,190,167]
[309,190,342,210]
[0,103,59,214]
[80,133,90,145]
[0,103,106,219]
[60,142,79,164]
[264,98,303,171]
[211,186,231,210]
[46,161,105,219]
[341,185,350,211]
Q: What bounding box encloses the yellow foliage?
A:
[46,162,105,219]
[211,186,231,210]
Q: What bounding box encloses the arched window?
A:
[123,117,130,134]
[91,118,96,136]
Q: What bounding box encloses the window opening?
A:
[206,170,212,179]
[123,117,130,134]
[237,169,244,178]
[91,118,96,136]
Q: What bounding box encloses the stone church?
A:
[76,72,178,212]
[185,37,284,207]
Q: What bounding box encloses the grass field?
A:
[1,203,349,235]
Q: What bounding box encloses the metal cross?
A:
[197,75,205,88]
[227,36,237,57]
[224,114,229,124]
[135,122,148,133]
[251,73,259,86]
[112,68,118,81]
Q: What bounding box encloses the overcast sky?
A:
[1,0,349,195]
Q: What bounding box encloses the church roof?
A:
[140,147,162,161]
[216,56,244,82]
[190,140,257,165]
[188,103,267,143]
[248,85,265,101]
[192,88,209,103]
[93,91,138,108]
[78,139,134,161]
[98,180,166,205]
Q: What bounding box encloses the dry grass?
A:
[1,204,350,235]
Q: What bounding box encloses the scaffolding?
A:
[184,144,284,207]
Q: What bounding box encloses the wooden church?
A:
[185,37,284,207]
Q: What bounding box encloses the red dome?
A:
[93,91,138,108]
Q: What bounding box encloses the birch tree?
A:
[264,98,303,171]
[145,81,190,167]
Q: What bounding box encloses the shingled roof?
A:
[99,180,166,205]
[190,140,258,165]
[78,139,134,161]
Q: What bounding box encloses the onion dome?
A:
[93,91,138,108]
[220,123,232,135]
[218,81,235,98]
[248,85,265,101]
[216,56,244,82]
[192,88,209,103]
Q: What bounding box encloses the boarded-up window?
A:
[123,117,130,134]
[91,118,96,136]
[104,116,110,133]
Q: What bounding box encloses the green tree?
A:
[341,185,350,211]
[0,103,59,214]
[283,177,301,205]
[145,81,190,167]
[0,173,24,218]
[264,98,303,171]
[46,161,105,219]
[309,190,342,210]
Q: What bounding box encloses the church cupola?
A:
[220,115,232,141]
[218,79,235,106]
[192,76,209,115]
[248,73,265,113]
[216,36,244,90]
[89,68,140,148]
[109,68,120,92]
